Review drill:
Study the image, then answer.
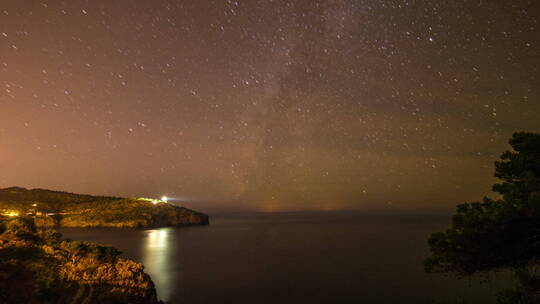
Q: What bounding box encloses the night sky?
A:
[1,1,539,212]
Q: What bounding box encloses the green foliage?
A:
[493,132,540,202]
[0,216,159,303]
[0,186,122,213]
[60,240,122,263]
[37,228,62,244]
[425,132,540,302]
[0,216,38,242]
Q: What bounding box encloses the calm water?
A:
[60,212,509,304]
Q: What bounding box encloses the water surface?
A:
[60,212,509,304]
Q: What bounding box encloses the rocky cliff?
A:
[59,199,209,228]
[0,217,161,304]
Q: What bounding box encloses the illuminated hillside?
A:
[0,187,209,228]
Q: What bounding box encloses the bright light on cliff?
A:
[6,211,19,217]
[152,199,158,205]
[161,196,168,202]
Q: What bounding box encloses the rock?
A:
[0,217,162,304]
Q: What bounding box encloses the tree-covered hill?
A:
[0,187,209,228]
[0,187,122,213]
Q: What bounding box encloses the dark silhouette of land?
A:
[0,187,209,228]
[426,132,540,303]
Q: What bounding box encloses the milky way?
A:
[1,1,539,211]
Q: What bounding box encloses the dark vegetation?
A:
[425,132,540,303]
[0,187,209,228]
[0,216,161,304]
[0,187,122,213]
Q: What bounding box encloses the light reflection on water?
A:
[60,214,510,304]
[141,228,177,302]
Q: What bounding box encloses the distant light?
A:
[32,203,37,207]
[161,196,168,202]
[6,211,19,217]
[152,199,159,205]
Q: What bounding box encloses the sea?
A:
[59,212,511,304]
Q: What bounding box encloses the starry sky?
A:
[1,1,539,212]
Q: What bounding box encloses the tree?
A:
[425,132,540,303]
